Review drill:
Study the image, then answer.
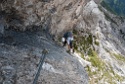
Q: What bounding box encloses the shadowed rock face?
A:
[0,11,6,36]
[0,30,88,84]
[0,0,91,35]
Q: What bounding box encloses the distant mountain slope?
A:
[101,0,125,16]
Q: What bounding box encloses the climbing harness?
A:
[33,49,49,84]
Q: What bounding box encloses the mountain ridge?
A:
[0,0,125,83]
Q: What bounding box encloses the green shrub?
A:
[88,50,105,71]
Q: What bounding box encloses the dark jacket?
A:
[63,32,73,39]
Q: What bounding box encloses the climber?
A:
[62,31,74,53]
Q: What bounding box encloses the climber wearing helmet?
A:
[62,31,74,53]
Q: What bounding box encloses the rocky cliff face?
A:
[0,0,125,84]
[0,30,88,84]
[74,0,125,83]
[0,0,92,35]
[0,0,89,84]
[73,0,125,83]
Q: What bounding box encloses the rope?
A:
[33,49,49,84]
